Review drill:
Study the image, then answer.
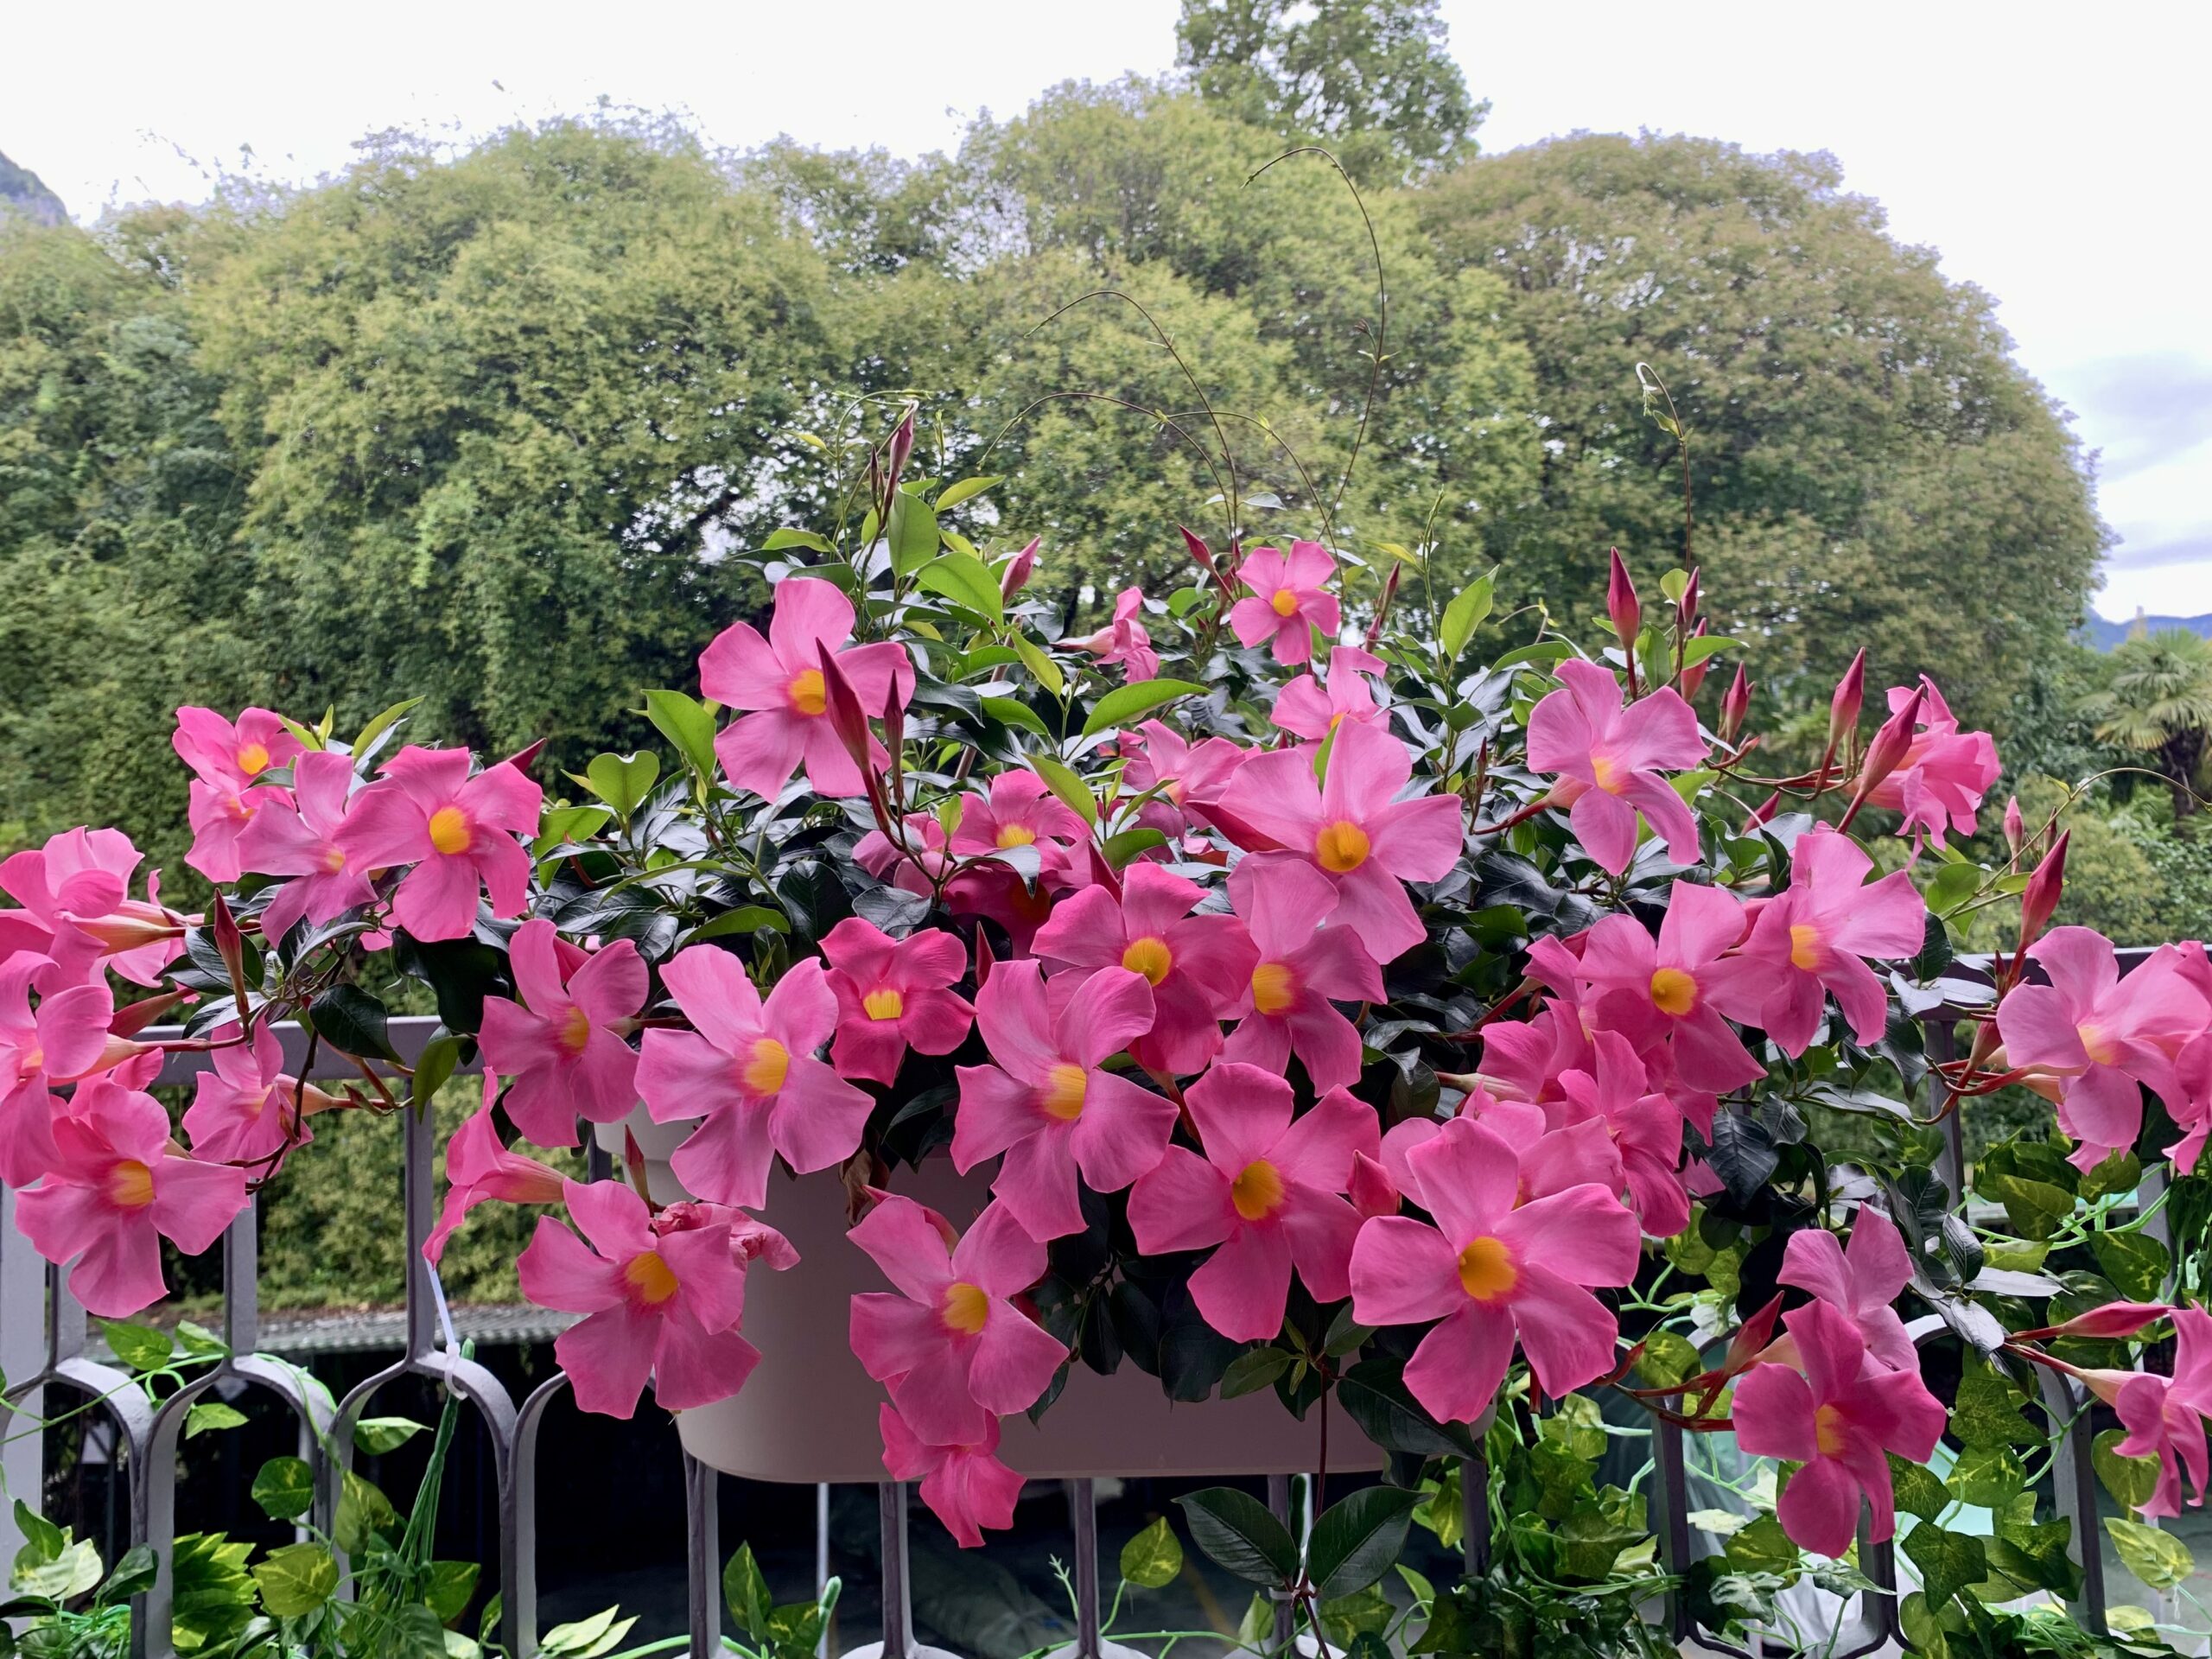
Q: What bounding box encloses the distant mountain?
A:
[0,149,66,226]
[2082,610,2212,652]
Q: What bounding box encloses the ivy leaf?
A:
[1887,1453,1952,1522]
[2094,1428,2163,1516]
[1953,1357,2039,1448]
[250,1457,316,1522]
[2091,1231,2170,1302]
[1173,1488,1299,1588]
[1902,1522,1986,1608]
[1118,1516,1183,1590]
[184,1402,248,1440]
[2106,1517,2195,1590]
[99,1319,174,1373]
[425,1560,480,1622]
[251,1542,338,1618]
[1947,1444,2024,1508]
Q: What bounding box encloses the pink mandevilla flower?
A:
[0,955,111,1187]
[849,1195,1065,1442]
[1075,588,1160,682]
[236,749,375,942]
[0,828,184,986]
[336,747,543,942]
[1128,1063,1378,1342]
[2108,1306,2212,1519]
[821,918,976,1086]
[1550,1033,1692,1240]
[1230,541,1339,666]
[478,919,646,1147]
[1775,1207,1916,1373]
[1525,658,1708,875]
[1573,880,1762,1096]
[181,1021,326,1173]
[879,1404,1027,1549]
[637,950,871,1210]
[1855,677,2000,848]
[425,1086,567,1264]
[174,707,303,883]
[1272,647,1385,743]
[1120,720,1246,836]
[1221,855,1383,1092]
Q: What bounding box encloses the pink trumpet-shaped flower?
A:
[849,1196,1065,1441]
[1128,1063,1378,1341]
[1551,1033,1691,1239]
[638,950,871,1210]
[879,1404,1027,1549]
[1732,1300,1945,1557]
[855,811,956,896]
[425,1084,568,1264]
[181,1021,323,1173]
[1776,1207,1915,1373]
[1996,929,2209,1171]
[953,962,1173,1240]
[1074,588,1160,682]
[1348,1116,1640,1421]
[1121,721,1247,839]
[1230,542,1339,666]
[0,956,112,1186]
[1573,881,1762,1096]
[479,919,646,1147]
[1219,715,1463,963]
[1526,658,1708,874]
[2110,1306,2212,1519]
[336,747,542,942]
[1033,864,1254,1077]
[1705,829,1925,1056]
[1854,677,1999,849]
[699,576,915,800]
[16,1077,247,1317]
[1221,855,1383,1091]
[821,919,975,1086]
[0,828,183,986]
[1273,648,1386,743]
[518,1178,756,1418]
[952,772,1090,884]
[236,749,375,942]
[174,707,304,883]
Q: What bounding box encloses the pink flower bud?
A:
[1853,683,1925,803]
[1348,1150,1399,1220]
[1680,619,1712,698]
[2003,796,2024,857]
[1827,648,1867,754]
[2020,830,2069,947]
[1676,566,1700,632]
[1000,536,1039,600]
[816,643,873,774]
[1606,547,1641,650]
[1741,791,1781,831]
[1719,664,1752,745]
[885,411,914,494]
[2018,1301,2170,1343]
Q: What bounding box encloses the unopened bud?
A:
[817,645,873,773]
[1827,648,1867,756]
[2003,796,2024,858]
[1742,791,1781,832]
[2016,1300,2171,1343]
[1680,620,1713,698]
[1676,566,1700,632]
[885,412,914,496]
[2020,830,2069,948]
[1719,664,1752,745]
[1853,684,1926,804]
[1606,548,1641,652]
[1001,536,1039,600]
[1364,563,1402,648]
[1348,1150,1399,1220]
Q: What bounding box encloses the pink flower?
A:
[336,747,543,942]
[951,772,1090,884]
[1230,542,1339,666]
[1525,659,1708,874]
[425,1087,568,1264]
[2111,1306,2212,1519]
[1218,716,1463,963]
[1551,1033,1691,1240]
[637,950,872,1209]
[1221,855,1382,1091]
[1996,929,2209,1171]
[479,919,646,1147]
[855,811,956,895]
[1775,1208,1915,1373]
[1705,829,1925,1056]
[1033,864,1254,1077]
[1075,588,1160,682]
[1272,647,1385,742]
[879,1404,1026,1549]
[236,749,375,943]
[849,1196,1065,1441]
[518,1178,757,1418]
[699,576,915,800]
[821,919,976,1086]
[953,962,1173,1240]
[1120,721,1248,843]
[0,955,112,1186]
[1128,1063,1377,1342]
[1732,1300,1945,1556]
[1572,881,1762,1096]
[16,1077,246,1316]
[174,707,304,884]
[181,1021,320,1173]
[1855,677,1999,849]
[0,829,184,986]
[1348,1116,1640,1421]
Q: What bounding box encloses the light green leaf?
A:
[916,548,1003,621]
[1102,827,1168,869]
[425,1559,480,1621]
[2107,1516,2195,1590]
[1922,861,1983,918]
[1680,633,1738,664]
[582,751,659,817]
[351,696,423,761]
[641,689,720,781]
[1119,1516,1183,1590]
[185,1402,248,1440]
[685,906,790,943]
[761,528,831,553]
[887,493,939,575]
[1010,632,1065,698]
[1439,570,1496,661]
[250,1457,316,1522]
[1029,753,1096,827]
[1080,678,1208,738]
[980,697,1050,739]
[354,1415,429,1455]
[933,475,1004,511]
[252,1542,338,1618]
[99,1319,174,1372]
[2094,1428,2163,1516]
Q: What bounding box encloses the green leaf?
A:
[1553,1504,1645,1582]
[1028,753,1096,826]
[979,696,1051,739]
[1080,678,1208,738]
[1902,1522,1987,1607]
[1679,633,1739,664]
[425,1560,480,1622]
[1307,1485,1424,1599]
[1101,828,1168,870]
[184,1402,248,1440]
[1010,632,1065,698]
[933,475,1004,512]
[354,1416,429,1455]
[1217,1346,1293,1400]
[641,689,720,781]
[722,1543,772,1637]
[887,493,939,575]
[2106,1516,2195,1590]
[1173,1488,1299,1588]
[1922,861,1983,918]
[685,906,790,943]
[99,1319,174,1372]
[1887,1453,1952,1522]
[1337,1357,1484,1459]
[2094,1428,2163,1516]
[2092,1230,2170,1301]
[308,984,397,1062]
[1634,1329,1701,1390]
[1723,1513,1797,1575]
[411,1032,463,1111]
[169,1532,258,1652]
[333,1468,397,1555]
[1438,571,1495,662]
[250,1458,316,1522]
[534,804,613,856]
[1947,1444,2024,1508]
[1118,1516,1183,1590]
[350,696,423,761]
[94,1545,157,1606]
[1953,1357,2038,1448]
[174,1320,228,1358]
[761,528,831,553]
[539,1607,639,1658]
[582,751,659,817]
[917,548,1003,621]
[252,1543,338,1618]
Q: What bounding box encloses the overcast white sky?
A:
[7,0,2208,620]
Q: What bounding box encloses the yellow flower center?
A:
[624,1249,680,1306]
[1249,961,1297,1016]
[864,987,905,1021]
[742,1038,791,1096]
[787,669,828,716]
[1649,967,1698,1017]
[1814,1402,1849,1459]
[241,1085,270,1119]
[1122,936,1173,985]
[319,844,346,874]
[941,1281,990,1337]
[1269,589,1300,618]
[1456,1236,1517,1302]
[108,1160,156,1211]
[2077,1022,2120,1067]
[1591,753,1625,794]
[559,1004,592,1055]
[1788,924,1823,972]
[995,823,1038,849]
[427,805,473,855]
[1315,820,1370,874]
[237,741,270,776]
[1040,1062,1088,1122]
[17,1046,43,1077]
[1231,1159,1287,1222]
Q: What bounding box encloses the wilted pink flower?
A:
[181,1021,325,1173]
[1074,588,1160,682]
[1033,864,1253,1077]
[1219,716,1462,963]
[700,577,915,801]
[1526,660,1708,874]
[849,1196,1064,1442]
[1732,1300,1945,1556]
[0,828,184,986]
[1996,929,2209,1170]
[1854,677,1999,848]
[820,918,974,1085]
[1348,1116,1640,1421]
[1230,542,1339,666]
[1272,647,1385,743]
[1573,881,1761,1096]
[1705,829,1925,1056]
[953,962,1173,1240]
[174,707,304,884]
[1776,1208,1915,1373]
[518,1178,756,1418]
[336,747,542,942]
[425,1086,568,1264]
[2111,1306,2212,1519]
[237,750,375,943]
[16,1077,247,1316]
[1128,1063,1377,1341]
[1221,855,1382,1091]
[0,956,111,1186]
[1551,1033,1690,1239]
[880,1404,1026,1549]
[479,920,646,1147]
[638,950,871,1209]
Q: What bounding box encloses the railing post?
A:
[684,1451,721,1659]
[1266,1476,1296,1650]
[0,1182,46,1566]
